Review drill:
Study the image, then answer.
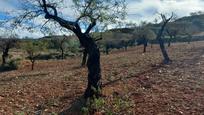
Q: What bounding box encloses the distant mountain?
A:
[175,14,204,31]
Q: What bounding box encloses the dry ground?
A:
[0,41,204,115]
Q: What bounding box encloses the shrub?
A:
[81,95,134,115]
[0,58,21,71]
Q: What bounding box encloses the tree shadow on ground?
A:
[0,66,16,73]
[0,73,48,83]
[59,96,87,115]
[102,63,164,87]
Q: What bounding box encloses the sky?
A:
[1,0,204,38]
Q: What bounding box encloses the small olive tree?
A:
[22,41,47,70]
[50,35,68,59]
[180,22,198,44]
[133,23,156,53]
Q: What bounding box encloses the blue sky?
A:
[1,0,204,38]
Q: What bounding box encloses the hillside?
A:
[175,14,204,31]
[38,14,204,47]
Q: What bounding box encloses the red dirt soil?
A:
[0,41,204,114]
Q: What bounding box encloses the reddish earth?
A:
[0,41,204,114]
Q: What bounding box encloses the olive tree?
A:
[155,13,174,64]
[133,22,156,53]
[3,0,126,98]
[180,22,198,44]
[0,33,18,66]
[22,40,47,70]
[50,35,68,59]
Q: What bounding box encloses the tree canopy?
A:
[1,0,127,36]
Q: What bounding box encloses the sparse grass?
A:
[81,95,133,115]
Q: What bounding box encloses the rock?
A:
[159,70,162,73]
[0,96,4,101]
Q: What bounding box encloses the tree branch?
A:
[95,37,102,41]
[85,20,96,34]
[40,19,50,30]
[76,0,93,22]
[41,0,79,32]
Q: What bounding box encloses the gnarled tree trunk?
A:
[158,36,170,64]
[42,0,102,98]
[77,34,101,98]
[157,32,170,64]
[156,14,172,64]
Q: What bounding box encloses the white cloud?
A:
[126,0,204,24]
[0,0,16,12]
[1,0,204,38]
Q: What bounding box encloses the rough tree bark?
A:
[42,0,101,98]
[81,49,87,67]
[76,33,101,98]
[81,37,102,67]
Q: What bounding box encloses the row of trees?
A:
[103,18,196,54]
[0,35,80,70]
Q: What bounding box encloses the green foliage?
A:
[133,25,156,41]
[14,111,25,115]
[7,58,20,69]
[21,40,47,60]
[0,58,21,71]
[81,95,134,115]
[47,37,80,57]
[81,97,105,115]
[72,0,127,24]
[67,39,80,53]
[81,107,89,115]
[50,112,58,115]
